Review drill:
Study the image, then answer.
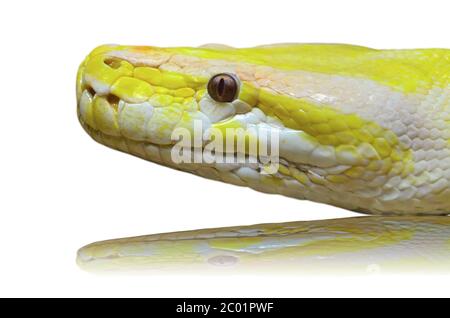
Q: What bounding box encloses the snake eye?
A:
[207,73,239,102]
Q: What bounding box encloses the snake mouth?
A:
[78,115,283,179]
[77,86,279,175]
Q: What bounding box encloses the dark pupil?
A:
[218,78,225,97]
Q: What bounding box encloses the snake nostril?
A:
[103,57,122,69]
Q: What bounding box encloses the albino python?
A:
[76,44,450,273]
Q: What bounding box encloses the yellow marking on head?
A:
[111,77,154,103]
[148,94,174,107]
[239,84,259,106]
[134,66,163,85]
[254,87,412,171]
[174,87,195,98]
[168,44,450,93]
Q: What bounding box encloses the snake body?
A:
[76,44,450,272]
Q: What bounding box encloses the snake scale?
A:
[76,44,450,273]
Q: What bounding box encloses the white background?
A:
[1,0,449,297]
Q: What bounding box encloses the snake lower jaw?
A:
[78,115,282,186]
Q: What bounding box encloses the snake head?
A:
[77,44,450,215]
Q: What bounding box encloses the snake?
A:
[75,43,450,273]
